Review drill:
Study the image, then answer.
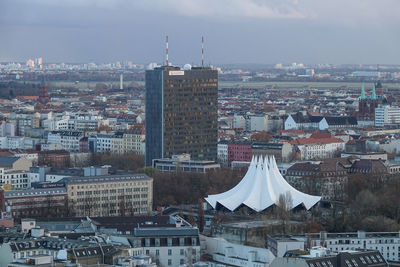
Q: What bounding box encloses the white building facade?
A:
[375,105,400,126]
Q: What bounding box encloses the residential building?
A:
[250,114,268,131]
[0,169,29,189]
[0,121,15,137]
[111,132,124,154]
[32,215,200,267]
[289,132,345,160]
[227,142,252,167]
[217,142,228,167]
[88,133,113,153]
[47,131,83,152]
[145,66,218,165]
[123,125,145,155]
[0,156,32,171]
[252,142,294,163]
[233,114,247,130]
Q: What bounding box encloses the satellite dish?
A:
[183,64,192,70]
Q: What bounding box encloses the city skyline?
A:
[1,0,400,65]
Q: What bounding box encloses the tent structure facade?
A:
[205,156,321,212]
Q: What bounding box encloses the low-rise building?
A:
[202,235,274,267]
[268,231,400,262]
[152,154,220,173]
[270,248,387,267]
[0,188,68,218]
[0,156,32,171]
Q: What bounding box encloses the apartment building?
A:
[47,131,83,152]
[289,133,345,160]
[0,168,29,189]
[65,174,153,217]
[88,130,145,155]
[123,126,145,155]
[88,133,113,153]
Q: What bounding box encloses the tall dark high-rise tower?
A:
[145,66,218,166]
[38,77,50,104]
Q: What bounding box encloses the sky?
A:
[0,0,399,65]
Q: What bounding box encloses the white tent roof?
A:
[205,156,321,212]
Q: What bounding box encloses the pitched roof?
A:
[289,137,344,145]
[0,156,21,166]
[310,132,333,139]
[325,116,358,126]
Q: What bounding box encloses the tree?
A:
[187,205,195,226]
[275,192,293,234]
[144,166,158,177]
[250,131,272,142]
[197,199,205,233]
[118,195,126,216]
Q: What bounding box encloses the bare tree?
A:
[275,192,293,234]
[197,199,205,233]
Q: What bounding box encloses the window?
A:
[168,249,172,255]
[168,259,172,266]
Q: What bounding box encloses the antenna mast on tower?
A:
[202,36,204,67]
[165,35,169,66]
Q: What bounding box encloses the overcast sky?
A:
[1,0,399,65]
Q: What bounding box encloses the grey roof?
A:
[252,142,284,150]
[5,187,67,197]
[61,173,151,185]
[325,116,358,126]
[49,131,83,137]
[0,156,21,166]
[133,227,199,237]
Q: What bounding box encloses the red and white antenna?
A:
[201,36,204,67]
[165,35,169,66]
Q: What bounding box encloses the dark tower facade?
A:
[145,66,218,166]
[38,80,50,104]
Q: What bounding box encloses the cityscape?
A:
[1,1,400,267]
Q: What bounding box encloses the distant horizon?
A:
[2,60,400,68]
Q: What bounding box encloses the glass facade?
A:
[145,66,218,166]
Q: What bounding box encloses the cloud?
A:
[135,0,306,19]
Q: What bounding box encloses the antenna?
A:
[201,36,204,67]
[166,35,169,66]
